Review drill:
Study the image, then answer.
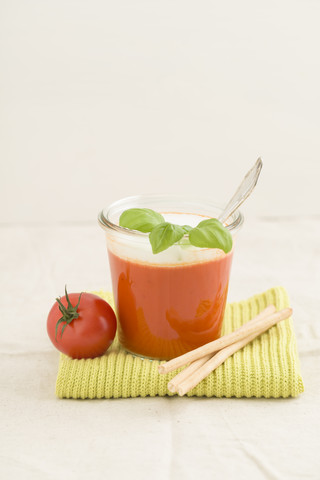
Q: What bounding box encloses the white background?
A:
[1,2,320,479]
[1,0,320,223]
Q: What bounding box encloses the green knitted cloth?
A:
[55,286,304,399]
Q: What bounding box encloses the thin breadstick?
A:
[176,307,292,396]
[159,304,277,374]
[167,305,277,390]
[167,354,211,393]
[167,305,278,392]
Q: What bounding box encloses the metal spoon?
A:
[218,157,263,224]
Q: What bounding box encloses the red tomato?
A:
[47,289,117,359]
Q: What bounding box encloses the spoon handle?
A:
[218,157,263,224]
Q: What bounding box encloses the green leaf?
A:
[181,225,192,233]
[119,208,165,233]
[189,218,233,253]
[149,222,185,254]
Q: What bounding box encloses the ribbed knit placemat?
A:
[55,286,304,399]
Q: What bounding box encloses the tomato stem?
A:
[55,286,82,341]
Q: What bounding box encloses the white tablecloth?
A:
[1,217,319,479]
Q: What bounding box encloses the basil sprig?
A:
[149,223,185,254]
[119,208,165,233]
[189,218,233,253]
[119,208,233,254]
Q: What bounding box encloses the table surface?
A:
[1,216,319,479]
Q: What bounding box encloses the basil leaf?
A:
[181,225,192,233]
[149,222,185,254]
[189,218,233,253]
[119,208,165,233]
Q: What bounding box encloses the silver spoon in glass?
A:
[218,157,263,224]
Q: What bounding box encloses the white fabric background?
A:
[1,1,320,478]
[1,218,319,479]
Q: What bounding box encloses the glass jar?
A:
[99,194,243,360]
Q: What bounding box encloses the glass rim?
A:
[98,194,244,237]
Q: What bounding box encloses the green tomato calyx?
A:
[55,286,82,341]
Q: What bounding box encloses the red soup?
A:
[108,249,233,360]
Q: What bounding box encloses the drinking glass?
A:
[99,194,243,360]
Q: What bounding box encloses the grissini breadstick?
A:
[159,304,277,374]
[167,354,211,393]
[176,307,292,396]
[167,304,277,392]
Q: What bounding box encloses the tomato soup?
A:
[108,250,233,360]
